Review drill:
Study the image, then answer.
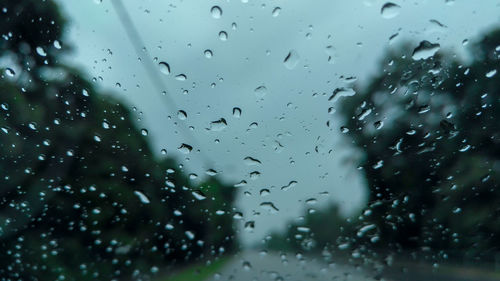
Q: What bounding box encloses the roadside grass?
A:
[157,257,230,281]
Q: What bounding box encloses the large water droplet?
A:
[141,129,148,136]
[218,31,228,41]
[244,156,262,165]
[177,110,187,120]
[210,6,222,19]
[178,143,193,154]
[204,49,213,58]
[412,41,440,60]
[283,50,300,70]
[380,2,401,19]
[232,107,242,118]
[260,202,279,213]
[175,74,187,81]
[192,190,207,200]
[486,69,497,78]
[4,68,15,77]
[272,7,281,17]
[208,118,227,131]
[36,46,47,57]
[328,87,356,103]
[134,190,151,204]
[158,62,170,75]
[254,85,268,98]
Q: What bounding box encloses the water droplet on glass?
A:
[192,190,207,200]
[177,110,187,120]
[244,156,262,165]
[175,74,187,81]
[218,31,228,41]
[486,69,497,78]
[242,261,253,271]
[134,190,151,204]
[260,202,279,213]
[53,40,62,49]
[36,46,47,57]
[141,129,148,136]
[82,88,89,97]
[328,87,356,103]
[158,62,170,75]
[254,85,268,98]
[380,2,401,19]
[272,7,281,17]
[210,6,222,19]
[283,50,300,70]
[232,107,242,118]
[208,118,228,131]
[281,180,297,191]
[412,41,440,60]
[206,169,218,176]
[5,68,15,77]
[204,49,213,58]
[260,188,270,196]
[178,143,193,154]
[244,221,255,232]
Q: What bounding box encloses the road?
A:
[206,251,500,281]
[210,251,373,281]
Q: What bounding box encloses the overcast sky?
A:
[56,0,500,244]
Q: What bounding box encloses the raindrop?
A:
[328,87,356,103]
[250,171,261,180]
[380,2,401,19]
[141,129,148,136]
[232,107,242,118]
[36,46,47,57]
[177,110,187,120]
[82,88,89,96]
[412,41,440,60]
[244,221,255,232]
[281,180,297,191]
[283,50,300,70]
[486,69,497,78]
[158,62,170,75]
[242,261,252,271]
[102,121,110,129]
[175,74,187,81]
[244,156,262,165]
[234,180,247,187]
[53,40,62,49]
[260,188,270,196]
[192,190,207,200]
[185,231,195,240]
[210,6,222,19]
[208,118,228,131]
[218,31,228,41]
[272,7,281,17]
[260,202,279,213]
[134,191,151,204]
[254,85,268,98]
[178,143,193,154]
[206,169,218,176]
[204,49,213,58]
[4,68,15,77]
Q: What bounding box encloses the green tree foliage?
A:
[0,1,237,280]
[338,30,500,260]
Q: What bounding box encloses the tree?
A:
[0,1,237,280]
[338,29,500,261]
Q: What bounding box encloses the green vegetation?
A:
[268,28,500,265]
[0,1,238,280]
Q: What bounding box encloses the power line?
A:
[110,0,214,168]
